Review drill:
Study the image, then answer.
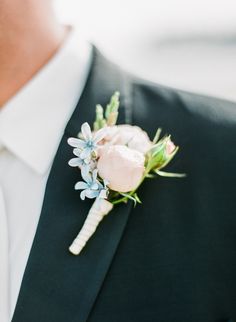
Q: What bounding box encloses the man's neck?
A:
[0,2,68,107]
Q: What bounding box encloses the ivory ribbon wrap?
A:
[69,198,114,255]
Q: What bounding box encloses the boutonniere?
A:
[68,92,185,255]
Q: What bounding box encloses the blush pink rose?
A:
[97,145,145,192]
[101,125,152,154]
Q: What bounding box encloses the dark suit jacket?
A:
[12,47,236,322]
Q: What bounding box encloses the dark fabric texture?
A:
[12,47,236,322]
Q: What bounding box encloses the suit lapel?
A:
[12,47,133,322]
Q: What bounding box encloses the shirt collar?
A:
[0,27,92,175]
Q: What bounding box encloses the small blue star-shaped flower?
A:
[68,122,106,160]
[68,148,93,173]
[74,168,108,200]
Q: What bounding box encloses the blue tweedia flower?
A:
[74,168,108,201]
[68,148,92,173]
[68,122,106,160]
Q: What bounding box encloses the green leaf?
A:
[145,173,156,179]
[155,169,186,178]
[120,193,138,207]
[133,193,142,204]
[153,128,162,144]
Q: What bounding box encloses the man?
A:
[0,1,235,322]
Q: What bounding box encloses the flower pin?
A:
[68,92,185,255]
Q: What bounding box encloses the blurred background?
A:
[53,0,236,102]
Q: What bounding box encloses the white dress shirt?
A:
[0,28,92,322]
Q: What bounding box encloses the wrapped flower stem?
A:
[69,198,113,255]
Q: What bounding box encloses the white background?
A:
[54,0,236,101]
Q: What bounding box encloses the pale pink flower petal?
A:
[101,125,152,154]
[97,145,145,193]
[166,140,176,155]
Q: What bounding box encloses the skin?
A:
[0,0,67,107]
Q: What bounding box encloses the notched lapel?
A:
[12,47,133,322]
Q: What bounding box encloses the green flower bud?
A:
[93,104,106,130]
[146,136,178,171]
[105,91,120,126]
